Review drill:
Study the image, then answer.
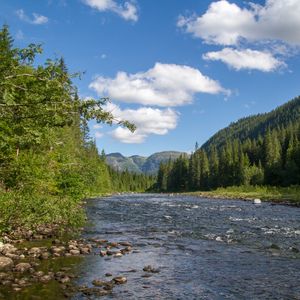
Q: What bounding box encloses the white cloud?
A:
[95,131,104,138]
[83,0,138,21]
[104,102,179,143]
[89,63,228,107]
[93,124,103,129]
[16,9,48,25]
[177,0,300,46]
[203,48,285,72]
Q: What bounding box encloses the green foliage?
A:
[156,97,300,193]
[0,25,135,233]
[108,167,156,192]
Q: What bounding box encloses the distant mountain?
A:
[202,96,300,151]
[106,151,185,174]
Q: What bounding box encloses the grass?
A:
[186,185,300,205]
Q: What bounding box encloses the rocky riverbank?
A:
[0,224,160,299]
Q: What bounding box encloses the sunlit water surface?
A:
[73,194,300,300]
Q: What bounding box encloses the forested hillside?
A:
[202,97,300,150]
[0,26,151,233]
[157,97,300,192]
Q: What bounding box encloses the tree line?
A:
[0,25,151,232]
[156,98,300,192]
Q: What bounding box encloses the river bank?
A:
[0,223,134,299]
[182,185,300,206]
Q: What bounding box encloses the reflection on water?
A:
[73,194,300,299]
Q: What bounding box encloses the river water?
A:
[73,194,300,300]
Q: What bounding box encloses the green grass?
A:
[186,185,300,205]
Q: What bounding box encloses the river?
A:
[72,193,300,299]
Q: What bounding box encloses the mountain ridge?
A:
[106,151,186,174]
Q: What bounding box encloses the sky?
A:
[1,0,300,157]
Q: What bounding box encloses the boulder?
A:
[0,256,14,271]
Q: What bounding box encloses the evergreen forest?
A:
[156,97,300,192]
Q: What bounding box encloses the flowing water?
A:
[73,194,300,299]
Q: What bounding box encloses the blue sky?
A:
[1,0,300,156]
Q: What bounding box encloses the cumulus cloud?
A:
[203,48,285,72]
[16,9,48,25]
[89,63,228,107]
[104,102,178,143]
[83,0,138,21]
[177,0,300,46]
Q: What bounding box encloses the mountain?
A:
[202,96,300,151]
[106,151,185,174]
[141,151,185,174]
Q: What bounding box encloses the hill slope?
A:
[106,151,185,174]
[156,96,300,192]
[202,96,300,151]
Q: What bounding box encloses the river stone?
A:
[1,244,17,255]
[92,279,108,287]
[40,275,52,283]
[58,276,70,284]
[119,241,132,247]
[113,276,127,284]
[5,253,20,260]
[0,256,14,271]
[70,249,80,256]
[99,250,107,256]
[143,265,160,273]
[80,247,90,254]
[15,263,31,273]
[28,247,42,257]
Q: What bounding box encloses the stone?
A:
[0,244,17,255]
[41,252,50,260]
[70,249,80,256]
[92,279,108,287]
[143,265,160,273]
[51,246,65,254]
[254,198,262,204]
[99,250,107,257]
[119,241,132,247]
[40,275,52,283]
[113,276,127,284]
[105,273,112,277]
[28,247,42,257]
[114,253,123,258]
[80,247,90,254]
[5,253,20,260]
[34,271,44,277]
[58,276,70,284]
[0,256,14,271]
[15,263,31,273]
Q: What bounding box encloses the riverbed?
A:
[73,193,300,299]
